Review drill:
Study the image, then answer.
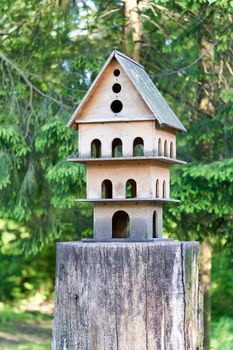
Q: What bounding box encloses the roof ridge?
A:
[113,50,144,69]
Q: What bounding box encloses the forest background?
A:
[0,1,232,349]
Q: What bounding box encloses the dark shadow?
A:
[126,179,137,198]
[101,179,113,198]
[153,211,158,238]
[112,210,130,238]
[164,140,168,157]
[133,137,144,156]
[170,142,174,158]
[112,138,123,157]
[91,139,101,158]
[156,179,159,198]
[158,138,162,156]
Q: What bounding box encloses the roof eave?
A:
[160,122,187,133]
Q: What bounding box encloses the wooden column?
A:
[52,241,202,350]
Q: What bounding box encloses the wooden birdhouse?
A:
[67,50,186,240]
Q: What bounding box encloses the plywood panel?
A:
[86,161,170,199]
[77,58,153,122]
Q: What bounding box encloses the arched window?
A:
[158,138,162,156]
[170,142,174,158]
[133,137,144,156]
[164,140,168,157]
[126,179,137,198]
[112,210,130,238]
[156,180,159,198]
[153,211,158,238]
[112,138,122,157]
[163,180,166,198]
[91,139,101,158]
[101,179,113,198]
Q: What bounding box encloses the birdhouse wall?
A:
[75,58,153,122]
[86,161,170,199]
[78,121,155,158]
[93,202,163,240]
[78,121,176,158]
[155,124,177,158]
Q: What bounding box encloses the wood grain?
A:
[52,241,201,350]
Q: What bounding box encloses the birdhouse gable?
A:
[69,58,153,124]
[68,50,186,132]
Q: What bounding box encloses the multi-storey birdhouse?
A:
[67,50,186,240]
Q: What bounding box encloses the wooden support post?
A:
[52,241,202,350]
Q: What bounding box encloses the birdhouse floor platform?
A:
[68,156,186,165]
[81,237,172,243]
[75,197,180,203]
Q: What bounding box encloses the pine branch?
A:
[0,51,74,110]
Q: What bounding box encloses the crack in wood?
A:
[181,242,187,350]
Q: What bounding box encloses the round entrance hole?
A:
[112,83,121,93]
[113,69,120,77]
[111,100,123,113]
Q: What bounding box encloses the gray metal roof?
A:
[68,50,186,132]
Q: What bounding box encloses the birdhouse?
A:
[67,50,186,240]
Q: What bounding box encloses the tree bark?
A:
[124,0,142,62]
[198,36,215,116]
[199,239,212,350]
[52,241,201,350]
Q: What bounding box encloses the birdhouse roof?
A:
[68,50,186,132]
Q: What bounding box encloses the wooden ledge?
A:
[67,156,186,165]
[75,198,180,203]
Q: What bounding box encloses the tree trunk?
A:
[198,13,215,346]
[198,36,215,116]
[199,240,212,350]
[52,241,202,349]
[124,0,142,62]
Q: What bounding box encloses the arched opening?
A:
[163,180,166,198]
[156,180,159,198]
[158,138,162,156]
[101,179,113,198]
[126,179,137,198]
[170,142,174,158]
[153,211,158,238]
[112,138,123,157]
[91,139,101,158]
[164,140,168,157]
[112,210,130,238]
[133,137,144,156]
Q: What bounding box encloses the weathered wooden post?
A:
[52,50,203,350]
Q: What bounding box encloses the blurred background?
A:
[0,1,232,349]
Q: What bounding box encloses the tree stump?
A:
[52,241,201,350]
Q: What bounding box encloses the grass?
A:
[0,306,52,350]
[0,306,232,349]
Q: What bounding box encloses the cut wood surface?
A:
[52,241,201,350]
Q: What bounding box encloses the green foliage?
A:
[165,158,233,245]
[211,246,233,318]
[0,7,232,348]
[211,317,233,350]
[0,220,55,302]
